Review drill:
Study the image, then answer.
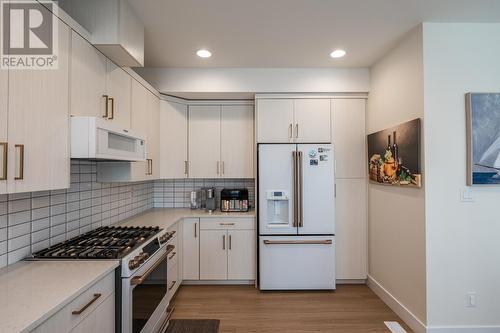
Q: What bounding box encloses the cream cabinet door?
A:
[332,99,366,178]
[70,31,107,118]
[200,229,228,280]
[293,99,331,143]
[160,100,188,179]
[105,60,131,129]
[335,179,367,280]
[0,65,7,194]
[256,99,294,143]
[182,218,200,280]
[148,92,160,178]
[220,105,254,178]
[94,293,115,333]
[188,106,221,178]
[228,229,255,280]
[7,17,70,193]
[130,80,152,181]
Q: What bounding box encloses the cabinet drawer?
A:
[32,270,115,332]
[66,270,115,328]
[200,217,254,230]
[167,261,179,300]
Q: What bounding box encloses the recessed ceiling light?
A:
[197,49,212,58]
[330,49,346,58]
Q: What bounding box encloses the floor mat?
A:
[166,319,220,333]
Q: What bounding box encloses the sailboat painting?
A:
[466,93,500,185]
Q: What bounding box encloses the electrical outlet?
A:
[460,187,474,202]
[466,292,477,307]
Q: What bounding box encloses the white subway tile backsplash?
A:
[0,160,154,268]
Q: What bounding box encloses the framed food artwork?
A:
[466,93,500,185]
[367,118,422,188]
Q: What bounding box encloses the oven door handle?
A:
[130,247,174,286]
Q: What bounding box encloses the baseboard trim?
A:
[367,275,426,333]
[336,279,367,285]
[182,280,255,285]
[427,326,500,333]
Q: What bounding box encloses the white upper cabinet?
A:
[220,105,254,178]
[0,65,7,194]
[7,15,70,193]
[257,99,294,143]
[257,98,331,143]
[70,31,131,129]
[105,61,132,129]
[188,106,221,178]
[294,99,331,143]
[70,31,107,119]
[332,99,366,179]
[160,101,188,179]
[129,80,159,180]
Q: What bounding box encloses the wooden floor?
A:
[171,285,412,333]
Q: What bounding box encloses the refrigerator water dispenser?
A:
[266,191,289,225]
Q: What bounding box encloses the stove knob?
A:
[128,259,138,270]
[142,252,150,260]
[136,255,145,264]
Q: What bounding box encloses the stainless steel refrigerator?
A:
[258,144,336,290]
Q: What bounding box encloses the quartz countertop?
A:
[118,208,255,229]
[0,260,119,333]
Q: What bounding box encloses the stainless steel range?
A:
[31,226,177,333]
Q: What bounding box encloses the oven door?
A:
[122,246,173,333]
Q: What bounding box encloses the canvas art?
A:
[466,93,500,185]
[367,118,422,188]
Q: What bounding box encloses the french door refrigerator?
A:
[258,144,336,290]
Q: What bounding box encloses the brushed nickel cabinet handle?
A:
[194,223,197,238]
[221,161,225,176]
[216,161,220,176]
[108,97,115,120]
[222,234,226,250]
[0,142,7,180]
[102,95,109,118]
[168,281,176,291]
[14,144,24,180]
[219,222,235,226]
[72,293,101,315]
[229,234,232,250]
[264,240,332,245]
[289,123,293,139]
[184,161,188,175]
[168,251,176,260]
[295,124,299,138]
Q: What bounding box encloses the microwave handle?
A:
[130,247,174,286]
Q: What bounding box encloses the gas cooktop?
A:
[32,226,162,259]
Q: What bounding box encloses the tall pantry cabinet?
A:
[0,66,7,194]
[332,98,367,280]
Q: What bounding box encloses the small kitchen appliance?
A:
[205,187,216,212]
[221,189,250,212]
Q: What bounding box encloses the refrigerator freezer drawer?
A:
[259,236,336,290]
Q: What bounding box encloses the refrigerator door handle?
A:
[292,151,298,228]
[263,240,332,245]
[298,151,304,228]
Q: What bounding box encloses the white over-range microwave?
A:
[71,116,146,161]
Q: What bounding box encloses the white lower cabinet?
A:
[182,218,200,280]
[227,229,256,280]
[199,218,256,281]
[31,271,115,333]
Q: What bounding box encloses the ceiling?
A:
[128,0,500,68]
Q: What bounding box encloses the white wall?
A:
[367,26,427,331]
[134,67,370,97]
[423,23,500,329]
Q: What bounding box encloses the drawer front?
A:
[66,270,115,328]
[32,270,115,332]
[167,261,179,301]
[200,217,255,230]
[167,235,179,267]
